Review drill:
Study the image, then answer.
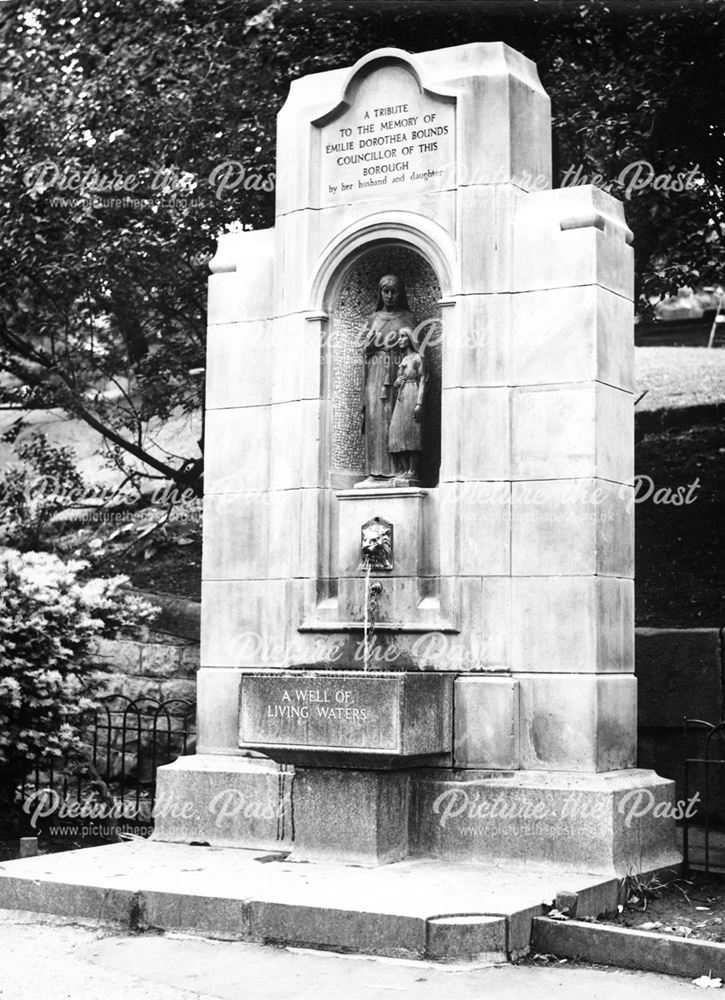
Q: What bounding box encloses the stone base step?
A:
[0,841,621,961]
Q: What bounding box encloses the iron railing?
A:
[682,717,725,875]
[20,695,195,833]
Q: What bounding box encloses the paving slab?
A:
[0,840,619,960]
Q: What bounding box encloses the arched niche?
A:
[324,244,442,489]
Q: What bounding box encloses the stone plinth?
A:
[411,768,680,875]
[290,768,410,865]
[153,754,292,850]
[238,670,452,765]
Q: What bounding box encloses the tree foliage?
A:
[0,0,721,487]
[0,0,359,491]
[0,429,87,550]
[539,0,724,307]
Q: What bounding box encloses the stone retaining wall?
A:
[90,631,198,704]
[89,593,201,704]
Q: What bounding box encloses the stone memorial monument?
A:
[156,42,679,875]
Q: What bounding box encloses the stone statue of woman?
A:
[356,274,415,488]
[388,327,427,484]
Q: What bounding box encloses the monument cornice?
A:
[310,47,458,131]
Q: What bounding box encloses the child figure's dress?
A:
[388,351,425,454]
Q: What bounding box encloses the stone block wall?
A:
[90,633,198,703]
[88,594,201,704]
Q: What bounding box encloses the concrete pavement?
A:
[0,909,701,1000]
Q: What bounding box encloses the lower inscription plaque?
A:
[238,670,452,758]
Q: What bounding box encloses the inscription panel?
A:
[316,63,455,206]
[240,673,400,751]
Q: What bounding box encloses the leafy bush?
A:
[0,548,156,795]
[0,430,86,550]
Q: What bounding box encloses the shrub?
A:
[0,430,86,550]
[0,548,156,796]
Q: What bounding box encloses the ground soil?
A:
[0,806,103,863]
[596,870,725,944]
[98,528,203,601]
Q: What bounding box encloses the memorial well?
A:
[156,42,679,874]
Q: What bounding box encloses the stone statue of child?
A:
[388,327,426,484]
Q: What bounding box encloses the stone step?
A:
[0,841,619,962]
